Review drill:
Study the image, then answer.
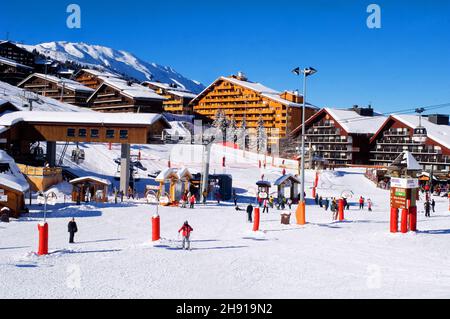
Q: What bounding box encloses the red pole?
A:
[259,160,261,168]
[152,215,160,241]
[108,142,112,151]
[222,156,226,168]
[312,187,316,199]
[400,208,408,233]
[314,172,319,188]
[390,207,398,233]
[37,222,49,256]
[338,198,344,221]
[138,150,141,161]
[168,160,171,168]
[409,206,417,232]
[253,208,260,232]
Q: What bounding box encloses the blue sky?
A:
[1,0,450,114]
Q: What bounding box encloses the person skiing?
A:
[424,200,431,217]
[315,194,319,205]
[280,196,286,210]
[181,192,188,208]
[233,190,238,206]
[202,189,208,205]
[431,199,436,213]
[319,196,323,208]
[269,196,274,208]
[324,198,330,211]
[246,203,254,222]
[189,194,196,209]
[367,199,373,212]
[262,198,269,213]
[359,196,365,210]
[68,218,78,244]
[331,198,338,221]
[127,186,135,200]
[178,221,193,250]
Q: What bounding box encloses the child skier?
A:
[178,221,193,250]
[367,199,373,212]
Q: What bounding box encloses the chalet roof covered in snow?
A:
[0,150,30,193]
[70,176,111,186]
[75,68,120,78]
[0,110,170,127]
[91,77,167,101]
[0,56,34,70]
[167,90,197,99]
[273,174,301,186]
[391,114,450,150]
[191,76,317,109]
[0,80,86,112]
[18,73,95,93]
[142,81,188,92]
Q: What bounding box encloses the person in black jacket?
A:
[68,218,78,243]
[246,204,253,223]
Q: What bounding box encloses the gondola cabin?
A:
[70,176,111,203]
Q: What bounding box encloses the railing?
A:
[17,164,63,177]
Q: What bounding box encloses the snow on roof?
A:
[167,90,197,99]
[273,174,301,186]
[0,110,170,127]
[165,121,191,137]
[18,73,95,93]
[0,80,87,112]
[143,81,188,92]
[177,168,193,180]
[392,114,450,150]
[76,69,120,78]
[0,56,34,70]
[0,150,30,193]
[70,176,111,185]
[390,151,422,171]
[325,108,387,134]
[155,168,178,182]
[94,77,167,101]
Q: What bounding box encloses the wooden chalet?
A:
[70,176,111,203]
[286,106,387,166]
[86,77,166,113]
[0,41,36,68]
[17,73,95,108]
[73,69,120,90]
[142,81,197,115]
[369,114,450,173]
[0,56,34,85]
[190,73,318,143]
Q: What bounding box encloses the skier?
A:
[280,196,286,210]
[233,190,238,206]
[202,189,208,205]
[246,203,254,222]
[215,192,221,204]
[345,197,350,210]
[315,194,319,205]
[262,198,269,214]
[181,192,188,208]
[269,196,274,208]
[424,201,431,217]
[367,199,373,212]
[331,198,338,221]
[324,198,330,211]
[431,199,436,213]
[318,196,323,208]
[189,194,196,209]
[359,196,365,210]
[178,221,193,250]
[287,198,293,210]
[68,218,78,244]
[127,186,135,200]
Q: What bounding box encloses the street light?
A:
[292,66,317,225]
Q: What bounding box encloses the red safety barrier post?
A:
[312,187,316,199]
[37,222,49,256]
[390,207,399,233]
[222,156,226,168]
[152,214,160,242]
[338,198,344,221]
[108,142,112,150]
[409,206,417,232]
[400,208,408,234]
[253,208,260,232]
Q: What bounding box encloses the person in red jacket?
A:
[178,221,193,250]
[189,194,196,209]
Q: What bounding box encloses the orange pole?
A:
[401,208,408,233]
[37,222,49,256]
[296,201,306,225]
[338,198,344,221]
[253,208,260,231]
[152,215,160,241]
[312,187,316,199]
[390,207,398,233]
[409,206,417,232]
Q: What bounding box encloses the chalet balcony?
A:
[383,129,410,137]
[372,147,442,155]
[306,128,341,136]
[306,137,350,144]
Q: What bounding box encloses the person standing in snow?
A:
[127,186,135,200]
[315,194,319,205]
[319,196,323,208]
[287,198,293,210]
[269,196,274,208]
[262,198,269,213]
[189,194,196,209]
[233,190,238,206]
[359,196,365,210]
[431,199,436,213]
[367,199,373,212]
[247,204,254,222]
[324,198,330,211]
[215,191,221,204]
[331,198,338,220]
[424,201,431,217]
[68,218,78,244]
[202,189,208,205]
[178,221,193,250]
[181,192,188,208]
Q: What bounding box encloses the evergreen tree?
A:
[227,115,238,144]
[256,115,267,153]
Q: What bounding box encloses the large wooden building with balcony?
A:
[73,69,120,90]
[369,114,450,173]
[0,41,36,68]
[0,56,34,85]
[86,77,166,113]
[287,106,386,166]
[17,73,95,108]
[190,73,318,143]
[142,81,197,115]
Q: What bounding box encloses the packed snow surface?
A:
[0,143,449,299]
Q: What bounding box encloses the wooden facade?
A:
[70,177,110,203]
[369,115,450,172]
[0,185,26,219]
[0,57,34,85]
[73,69,119,90]
[0,41,36,67]
[190,74,317,143]
[87,78,166,113]
[142,82,196,115]
[18,73,94,108]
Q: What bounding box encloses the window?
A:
[90,129,99,138]
[106,129,115,139]
[120,130,129,139]
[67,128,76,137]
[78,129,87,138]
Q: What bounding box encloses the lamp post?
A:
[292,67,317,225]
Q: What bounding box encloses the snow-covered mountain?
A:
[20,41,204,93]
